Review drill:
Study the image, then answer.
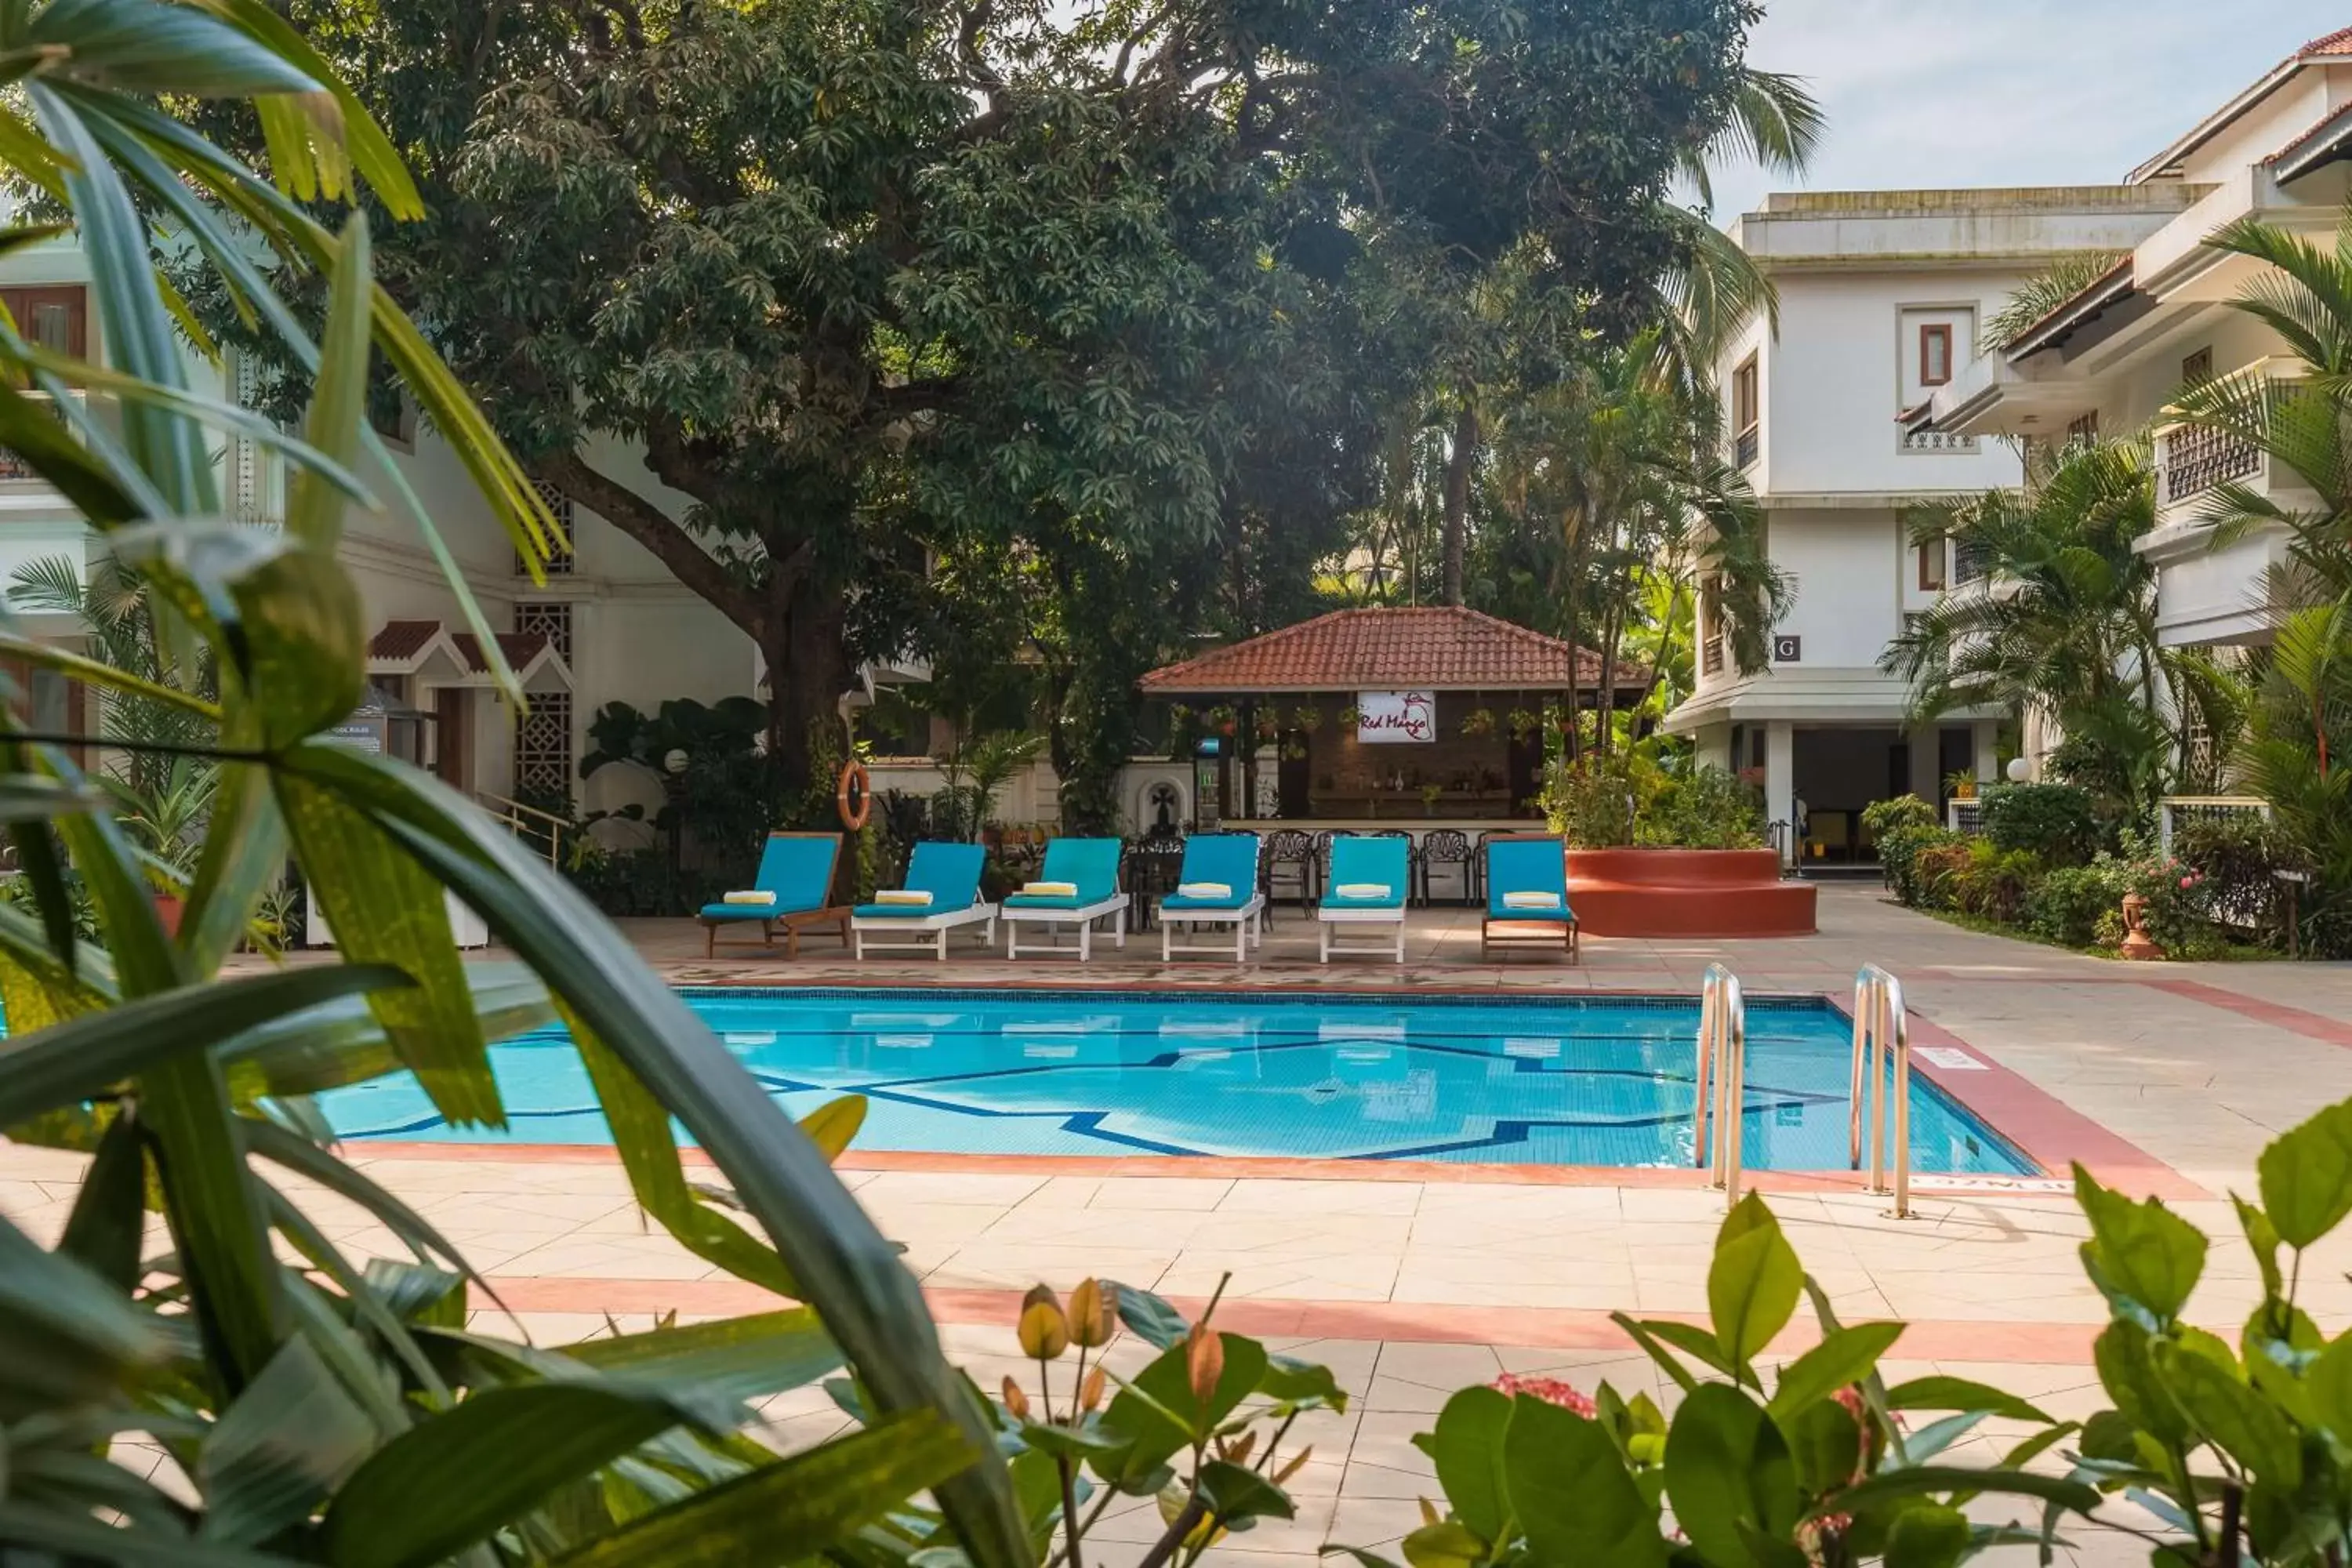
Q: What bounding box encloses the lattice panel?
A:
[517,479,576,576]
[515,601,574,662]
[514,690,573,801]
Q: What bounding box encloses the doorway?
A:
[431,688,470,791]
[1277,733,1311,818]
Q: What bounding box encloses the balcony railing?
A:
[2160,422,2260,504]
[1952,537,1990,586]
[0,390,83,481]
[1733,427,1758,470]
[1701,627,1725,677]
[1900,429,1978,455]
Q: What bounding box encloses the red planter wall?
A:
[1566,848,1817,938]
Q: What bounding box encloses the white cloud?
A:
[1705,0,2336,221]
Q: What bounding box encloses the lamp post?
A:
[662,748,689,907]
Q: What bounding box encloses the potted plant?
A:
[1460,707,1497,737]
[1203,703,1237,737]
[1945,768,1980,800]
[1292,703,1323,732]
[109,757,218,937]
[1420,782,1444,811]
[1506,707,1541,742]
[1336,704,1361,730]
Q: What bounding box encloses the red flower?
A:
[1490,1373,1597,1418]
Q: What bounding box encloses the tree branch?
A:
[530,451,763,632]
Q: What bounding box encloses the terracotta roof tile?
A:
[1139,606,1638,694]
[2304,25,2352,55]
[450,630,550,673]
[368,619,441,661]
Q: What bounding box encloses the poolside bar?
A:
[1137,605,1649,847]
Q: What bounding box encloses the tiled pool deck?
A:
[8,884,2350,1566]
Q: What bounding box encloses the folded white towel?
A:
[1335,883,1392,900]
[1022,880,1080,898]
[1176,881,1232,900]
[721,890,776,906]
[1501,890,1562,910]
[875,889,932,907]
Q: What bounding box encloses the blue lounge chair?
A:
[1002,837,1130,961]
[1158,833,1265,962]
[851,841,998,960]
[1482,834,1577,961]
[696,831,848,958]
[1316,836,1409,964]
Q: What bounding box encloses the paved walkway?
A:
[10,885,2352,1565]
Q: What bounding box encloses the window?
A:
[0,286,87,358]
[2183,347,2212,385]
[2067,411,2100,445]
[1731,355,1759,469]
[1917,540,1947,592]
[516,480,575,576]
[367,386,416,451]
[1918,323,1952,387]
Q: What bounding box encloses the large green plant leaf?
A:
[1662,1385,1803,1568]
[2154,1339,2300,1486]
[545,1411,973,1568]
[1708,1192,1801,1374]
[220,962,553,1101]
[0,1208,169,1420]
[1504,1391,1664,1568]
[53,1103,145,1291]
[285,206,371,547]
[274,773,501,1127]
[319,1382,731,1568]
[275,739,1028,1568]
[2073,1166,2205,1327]
[0,962,406,1126]
[25,0,319,96]
[2256,1100,2352,1250]
[564,1308,841,1406]
[1429,1385,1512,1544]
[198,1334,379,1546]
[1767,1322,1904,1420]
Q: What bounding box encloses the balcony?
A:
[1900,428,1980,455]
[1952,537,1990,586]
[1733,426,1758,470]
[2158,421,2260,506]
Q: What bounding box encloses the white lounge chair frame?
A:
[1318,905,1405,964]
[1004,896,1131,961]
[1159,895,1267,962]
[851,904,1000,960]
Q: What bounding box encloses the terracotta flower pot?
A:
[2118,891,2165,961]
[153,894,184,938]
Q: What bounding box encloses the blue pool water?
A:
[316,989,2031,1173]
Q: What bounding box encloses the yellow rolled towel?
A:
[1501,890,1561,910]
[1334,883,1392,900]
[1022,880,1080,898]
[875,889,933,907]
[721,891,777,906]
[1176,881,1232,900]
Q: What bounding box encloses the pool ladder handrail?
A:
[1691,964,1748,1206]
[1848,964,1914,1219]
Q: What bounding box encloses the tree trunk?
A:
[1440,397,1479,607]
[762,580,851,818]
[1560,511,1584,764]
[1597,600,1624,757]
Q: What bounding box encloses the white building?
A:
[1662,186,2196,863]
[1912,27,2352,652]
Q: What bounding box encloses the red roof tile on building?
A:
[1139,606,1639,695]
[450,630,550,673]
[368,619,441,661]
[2304,25,2352,55]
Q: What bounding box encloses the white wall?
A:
[2169,63,2352,187]
[1760,270,2032,496]
[1765,509,1906,671]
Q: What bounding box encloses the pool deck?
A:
[9,883,2352,1564]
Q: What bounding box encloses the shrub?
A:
[2172,812,2289,938]
[1862,795,1949,906]
[1635,764,1765,849]
[1947,839,2039,923]
[1540,754,1638,847]
[1910,838,1976,909]
[2024,860,2129,946]
[1979,781,2103,865]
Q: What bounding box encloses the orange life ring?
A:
[836,760,871,831]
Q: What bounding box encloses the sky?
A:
[1704,1,2340,222]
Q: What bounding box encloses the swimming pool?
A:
[317,989,2031,1174]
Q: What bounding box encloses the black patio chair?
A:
[1418,828,1475,906]
[1263,829,1316,913]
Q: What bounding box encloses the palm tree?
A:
[1881,436,2179,815]
[9,552,213,793]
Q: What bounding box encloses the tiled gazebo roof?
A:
[1140,606,1642,695]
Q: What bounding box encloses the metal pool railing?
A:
[1848,964,1914,1218]
[1692,963,1748,1207]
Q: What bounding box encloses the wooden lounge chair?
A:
[696,830,850,958]
[851,841,999,960]
[1317,835,1409,964]
[1480,834,1578,962]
